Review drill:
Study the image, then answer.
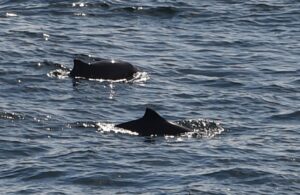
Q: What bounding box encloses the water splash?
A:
[177,119,225,138]
[0,112,24,120]
[96,123,139,135]
[43,33,50,41]
[47,69,70,79]
[72,2,86,8]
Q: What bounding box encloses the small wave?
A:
[0,139,49,159]
[47,3,179,18]
[258,84,297,93]
[290,79,300,85]
[49,1,110,9]
[270,111,300,121]
[178,68,244,78]
[23,170,65,181]
[143,6,179,16]
[248,3,285,12]
[0,111,24,120]
[202,167,273,182]
[67,121,98,129]
[203,78,244,88]
[9,30,46,39]
[41,61,70,70]
[21,85,52,93]
[73,12,86,17]
[260,68,299,75]
[177,119,224,138]
[112,6,179,17]
[70,175,135,186]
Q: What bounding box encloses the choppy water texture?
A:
[1,0,300,194]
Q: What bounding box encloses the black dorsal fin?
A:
[74,59,88,66]
[142,108,165,121]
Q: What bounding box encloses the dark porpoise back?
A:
[70,59,138,80]
[116,108,192,136]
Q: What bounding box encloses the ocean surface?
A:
[0,0,299,194]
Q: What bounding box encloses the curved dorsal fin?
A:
[142,108,165,121]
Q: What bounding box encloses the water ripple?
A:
[0,112,24,120]
[0,0,299,194]
[270,111,300,122]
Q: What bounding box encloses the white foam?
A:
[96,123,139,135]
[6,13,17,17]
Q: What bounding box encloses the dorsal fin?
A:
[142,108,165,121]
[74,59,88,66]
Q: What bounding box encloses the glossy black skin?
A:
[70,59,138,80]
[116,108,192,136]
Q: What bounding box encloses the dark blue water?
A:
[1,0,300,194]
